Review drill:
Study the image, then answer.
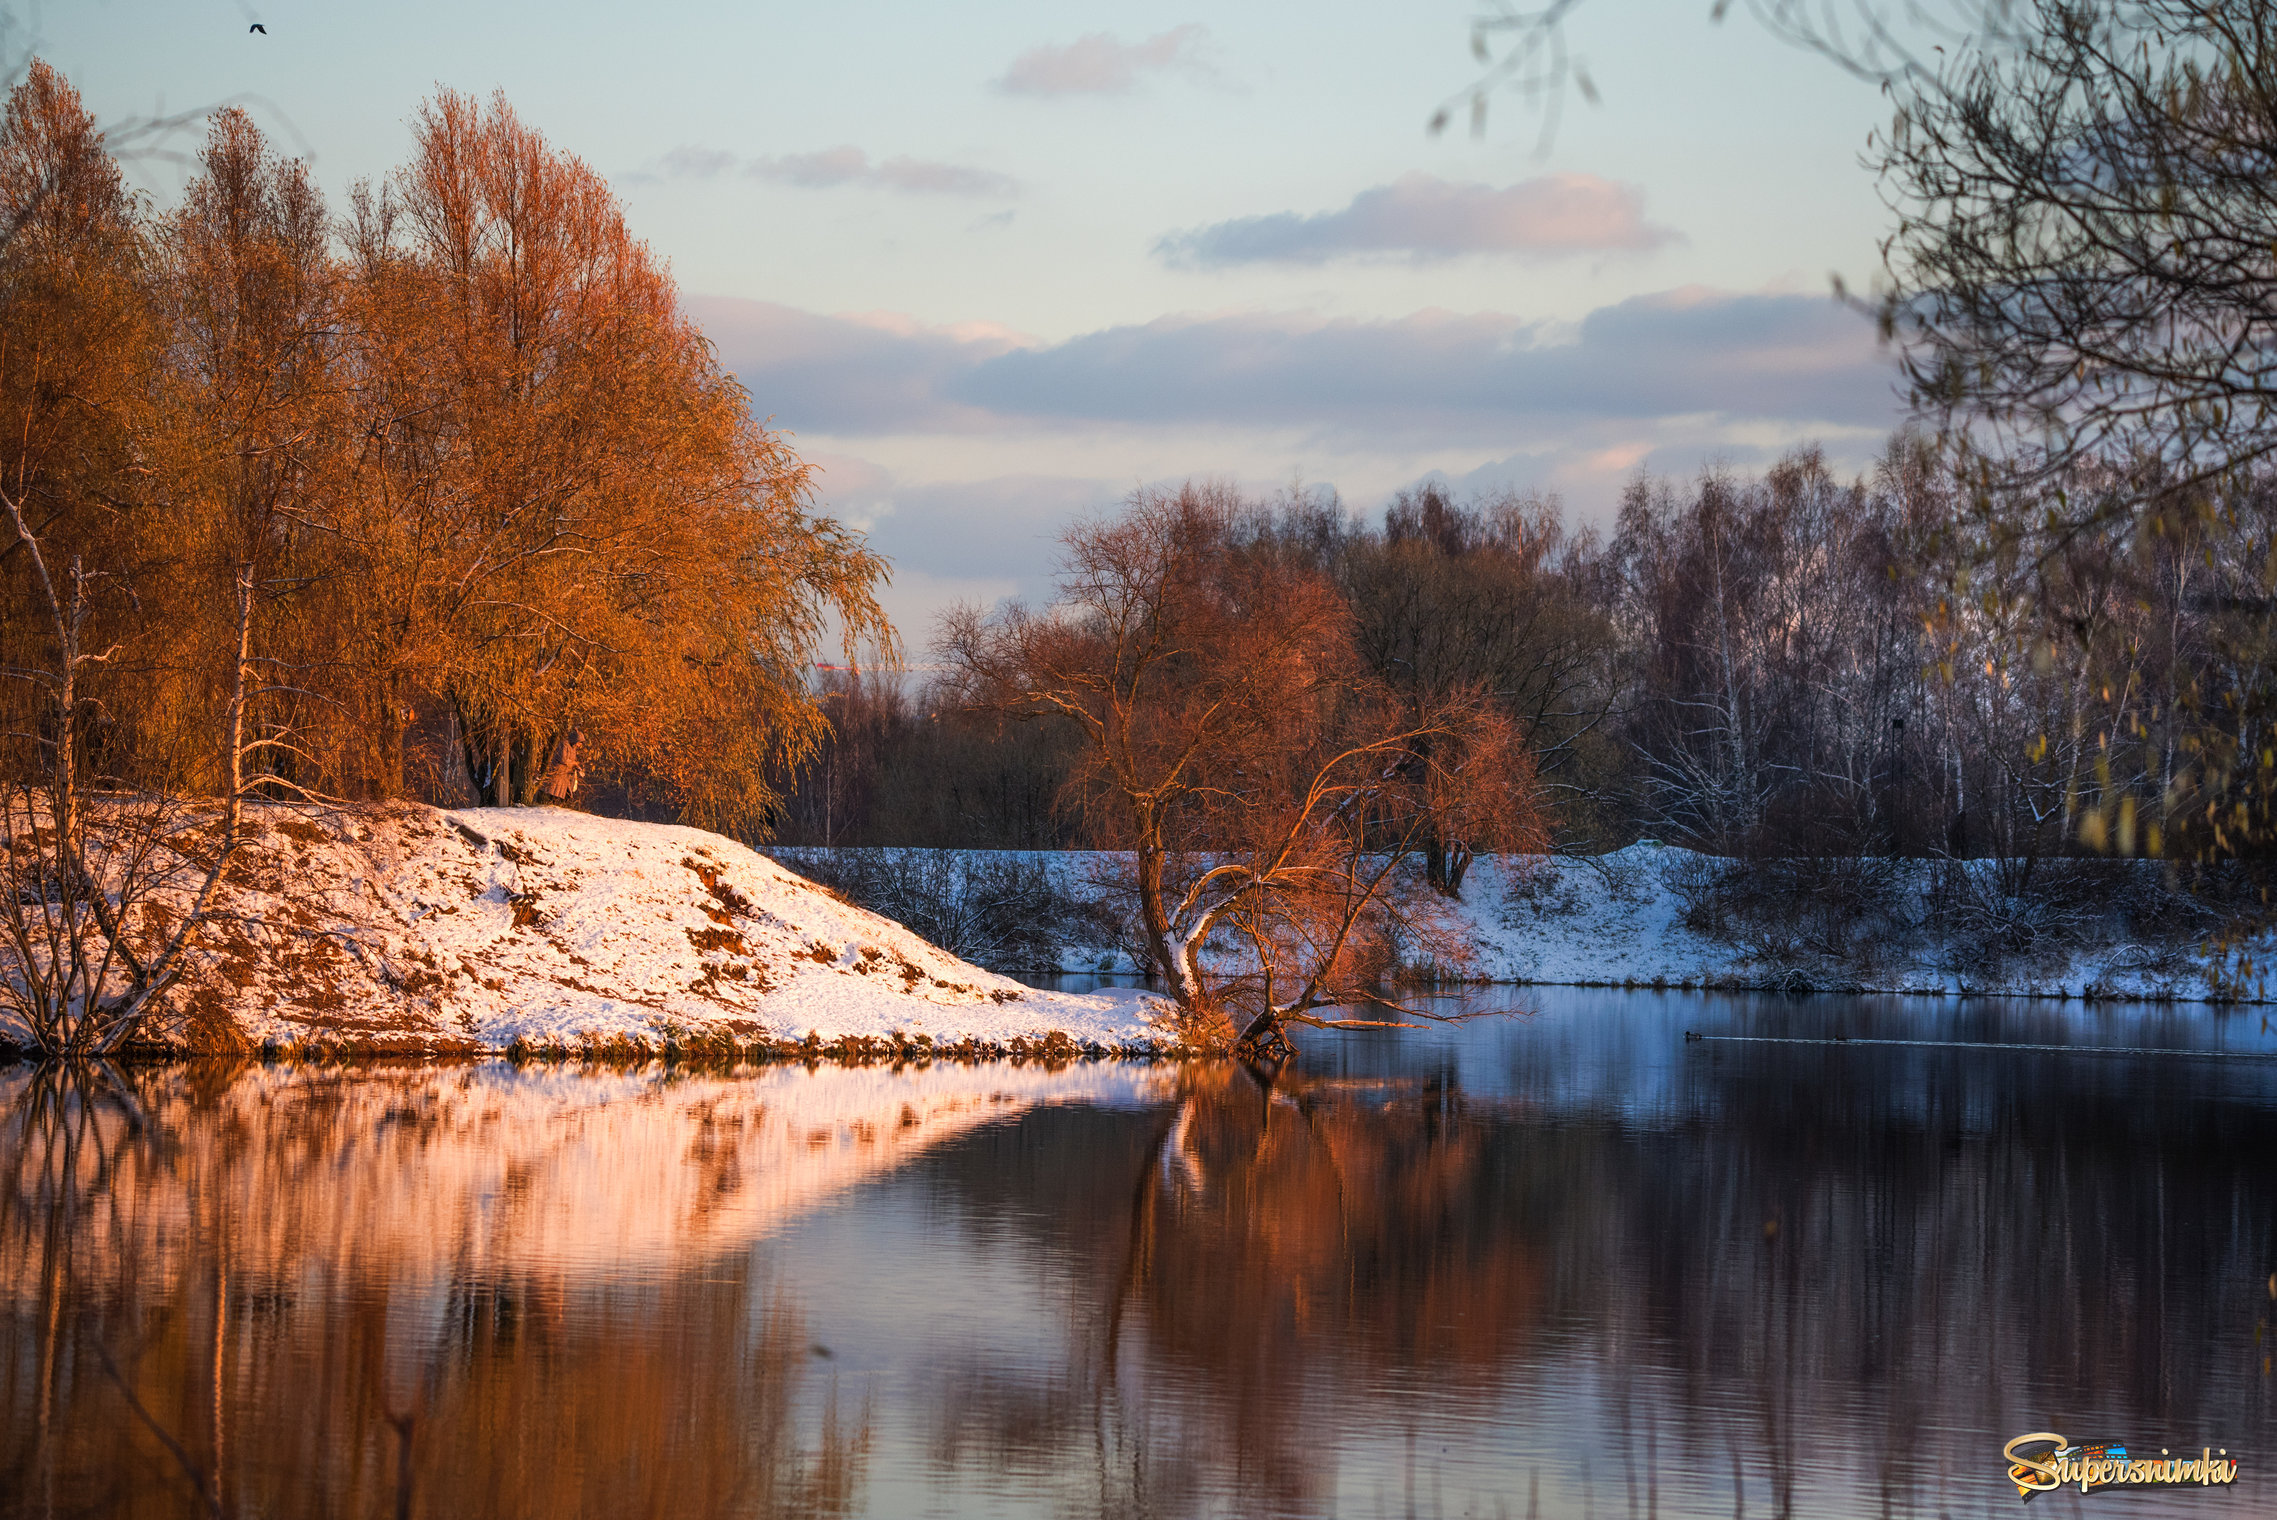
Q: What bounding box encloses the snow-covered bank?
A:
[1456,848,2259,1002]
[773,844,2267,1005]
[0,805,1179,1056]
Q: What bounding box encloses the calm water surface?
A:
[6,988,2276,1518]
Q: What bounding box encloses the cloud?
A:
[798,453,1124,631]
[698,291,1898,623]
[688,287,1898,445]
[691,297,1031,434]
[655,146,739,179]
[1156,173,1679,267]
[995,25,1213,97]
[856,474,1120,582]
[956,290,1894,436]
[1406,436,1793,512]
[643,145,1017,198]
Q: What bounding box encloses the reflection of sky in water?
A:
[752,992,2277,1517]
[1303,986,2277,1120]
[8,989,2276,1518]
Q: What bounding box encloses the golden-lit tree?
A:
[0,58,160,680]
[339,88,891,827]
[156,106,344,798]
[944,482,1545,1052]
[4,68,891,834]
[1,66,259,1056]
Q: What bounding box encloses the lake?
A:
[5,988,2275,1518]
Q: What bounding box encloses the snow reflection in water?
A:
[7,987,2277,1517]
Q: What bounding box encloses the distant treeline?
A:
[777,440,2277,880]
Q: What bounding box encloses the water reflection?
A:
[0,1058,1167,1518]
[6,990,2276,1518]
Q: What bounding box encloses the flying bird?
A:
[249,22,266,33]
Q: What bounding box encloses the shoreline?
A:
[5,973,2258,1064]
[10,810,2266,1061]
[774,844,2271,1010]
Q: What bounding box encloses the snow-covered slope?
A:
[7,804,1177,1055]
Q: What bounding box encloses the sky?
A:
[41,0,1908,639]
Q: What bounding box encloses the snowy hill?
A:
[3,804,1177,1057]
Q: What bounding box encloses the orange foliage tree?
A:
[0,66,261,1055]
[943,482,1546,1054]
[335,89,890,825]
[4,68,890,835]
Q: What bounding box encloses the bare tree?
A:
[1342,484,1614,886]
[1,496,254,1056]
[1876,0,2277,513]
[1436,0,2026,145]
[943,482,1544,1055]
[1872,0,2277,858]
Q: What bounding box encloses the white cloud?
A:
[1155,173,1680,266]
[655,146,739,178]
[994,25,1214,97]
[955,291,1889,436]
[642,145,1018,198]
[694,298,1028,433]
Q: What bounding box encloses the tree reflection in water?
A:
[4,994,2275,1519]
[0,1059,907,1519]
[912,1004,2277,1519]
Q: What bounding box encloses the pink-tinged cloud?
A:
[644,145,1017,198]
[655,146,739,178]
[1156,173,1680,266]
[995,25,1213,97]
[688,287,1896,445]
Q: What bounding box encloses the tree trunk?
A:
[1133,819,1194,1004]
[1423,835,1475,897]
[1233,1008,1292,1064]
[373,672,408,801]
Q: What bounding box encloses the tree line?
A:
[770,419,2277,1041]
[784,441,2273,879]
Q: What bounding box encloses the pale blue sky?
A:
[48,0,1905,633]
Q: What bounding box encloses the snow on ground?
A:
[9,815,2245,1058]
[1456,846,2257,1000]
[4,804,1179,1055]
[901,844,2257,1003]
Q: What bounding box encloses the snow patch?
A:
[0,804,1178,1054]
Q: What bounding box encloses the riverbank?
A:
[0,804,1180,1058]
[772,843,2269,1005]
[1449,848,2263,1003]
[9,813,2259,1060]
